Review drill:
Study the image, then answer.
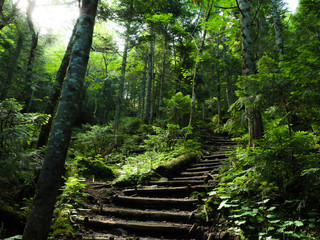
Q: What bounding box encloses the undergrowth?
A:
[203,125,320,239]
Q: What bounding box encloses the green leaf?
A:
[294,220,304,227]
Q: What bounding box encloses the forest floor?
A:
[75,130,236,240]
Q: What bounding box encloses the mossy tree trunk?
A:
[37,20,78,148]
[22,1,98,239]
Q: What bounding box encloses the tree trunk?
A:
[222,33,232,107]
[215,33,221,124]
[20,0,38,112]
[114,28,129,143]
[157,34,167,122]
[189,0,213,127]
[138,56,147,120]
[37,20,78,148]
[271,0,284,56]
[238,0,264,145]
[0,31,23,100]
[143,23,154,124]
[22,1,98,239]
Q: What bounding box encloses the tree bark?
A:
[22,1,98,239]
[20,0,38,112]
[189,0,213,126]
[271,0,284,57]
[157,34,168,122]
[222,32,233,107]
[143,23,154,124]
[238,0,264,145]
[0,30,23,100]
[138,56,147,120]
[215,33,221,124]
[114,28,129,144]
[37,20,78,148]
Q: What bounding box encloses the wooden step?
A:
[185,166,217,172]
[112,195,199,210]
[191,162,221,167]
[180,171,209,176]
[123,185,208,197]
[89,206,195,223]
[205,153,226,159]
[173,174,218,181]
[149,179,209,186]
[199,158,225,163]
[78,217,195,238]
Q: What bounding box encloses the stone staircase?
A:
[77,134,235,240]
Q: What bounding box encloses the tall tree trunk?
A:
[138,56,147,120]
[189,0,213,126]
[114,28,129,144]
[143,23,154,124]
[222,32,233,107]
[102,54,109,123]
[37,20,78,148]
[22,1,98,239]
[20,0,38,112]
[215,33,221,124]
[271,0,284,57]
[0,30,23,100]
[157,34,167,122]
[238,0,264,145]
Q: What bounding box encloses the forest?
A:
[0,0,320,239]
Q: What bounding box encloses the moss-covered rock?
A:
[154,152,198,177]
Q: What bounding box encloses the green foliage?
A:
[162,92,191,127]
[0,99,49,187]
[51,176,87,239]
[74,124,114,156]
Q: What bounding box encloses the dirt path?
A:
[76,133,235,240]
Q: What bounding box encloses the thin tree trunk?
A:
[138,56,147,120]
[22,1,98,239]
[215,33,221,124]
[114,28,129,144]
[37,20,78,148]
[0,31,23,100]
[222,32,232,107]
[143,23,154,124]
[102,54,109,123]
[189,0,214,126]
[20,0,38,112]
[238,0,264,145]
[271,0,284,57]
[158,35,167,122]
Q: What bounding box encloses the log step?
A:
[205,153,226,159]
[78,217,194,238]
[149,179,209,186]
[173,174,218,181]
[123,185,208,197]
[199,158,226,163]
[185,166,218,172]
[191,162,221,168]
[112,195,199,210]
[180,171,210,176]
[90,206,195,223]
